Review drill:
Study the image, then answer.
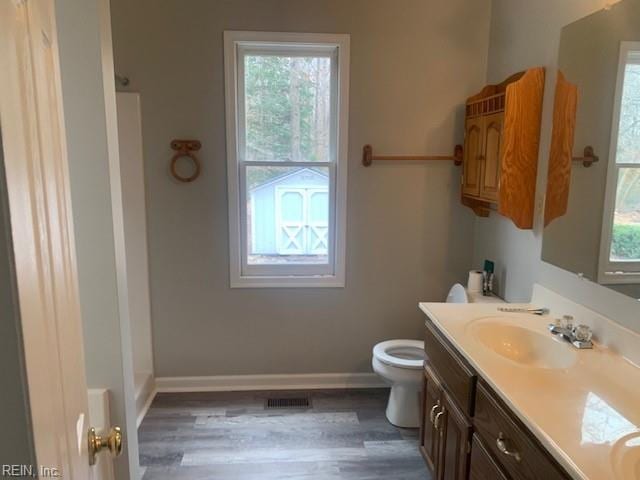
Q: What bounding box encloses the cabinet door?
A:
[469,435,509,480]
[420,367,443,474]
[462,116,483,198]
[439,391,472,480]
[479,112,503,202]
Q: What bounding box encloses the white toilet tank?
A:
[446,282,505,304]
[446,283,469,303]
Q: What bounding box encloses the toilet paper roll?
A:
[467,270,484,293]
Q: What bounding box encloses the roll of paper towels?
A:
[467,270,484,293]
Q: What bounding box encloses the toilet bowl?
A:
[372,339,425,428]
[372,284,470,428]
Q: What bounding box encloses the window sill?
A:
[230,274,345,289]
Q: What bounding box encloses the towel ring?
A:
[170,139,201,183]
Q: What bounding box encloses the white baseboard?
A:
[136,386,156,427]
[155,373,386,393]
[135,375,157,427]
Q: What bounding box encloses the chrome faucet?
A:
[548,315,593,349]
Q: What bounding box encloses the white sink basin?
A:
[468,317,577,369]
[612,432,640,479]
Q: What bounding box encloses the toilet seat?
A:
[373,339,425,370]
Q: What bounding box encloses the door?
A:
[462,116,483,197]
[276,187,329,255]
[420,366,444,474]
[439,392,472,480]
[479,113,503,202]
[306,188,329,255]
[276,187,307,254]
[0,1,118,477]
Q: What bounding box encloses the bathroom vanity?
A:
[419,311,570,480]
[418,285,640,480]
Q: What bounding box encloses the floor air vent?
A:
[265,397,311,409]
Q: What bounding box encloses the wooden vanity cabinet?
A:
[420,316,572,480]
[461,67,545,229]
[421,323,475,480]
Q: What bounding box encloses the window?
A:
[224,32,350,287]
[599,42,640,283]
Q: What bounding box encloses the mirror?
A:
[542,0,640,299]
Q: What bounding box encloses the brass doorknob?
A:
[88,426,123,466]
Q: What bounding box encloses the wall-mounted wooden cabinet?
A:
[461,68,545,229]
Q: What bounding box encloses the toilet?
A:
[372,340,425,427]
[372,283,469,428]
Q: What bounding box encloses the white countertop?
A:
[419,301,640,480]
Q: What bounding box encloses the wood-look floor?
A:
[139,388,430,480]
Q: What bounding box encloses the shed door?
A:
[307,188,329,255]
[276,188,306,254]
[276,187,329,255]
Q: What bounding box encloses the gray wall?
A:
[110,0,491,377]
[0,132,35,466]
[474,0,640,333]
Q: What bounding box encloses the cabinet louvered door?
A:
[479,113,503,202]
[462,117,483,197]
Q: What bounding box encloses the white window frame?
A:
[598,41,640,284]
[224,31,349,288]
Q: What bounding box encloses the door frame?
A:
[0,0,92,476]
[52,0,141,476]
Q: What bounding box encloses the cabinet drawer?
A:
[474,382,570,480]
[424,318,476,416]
